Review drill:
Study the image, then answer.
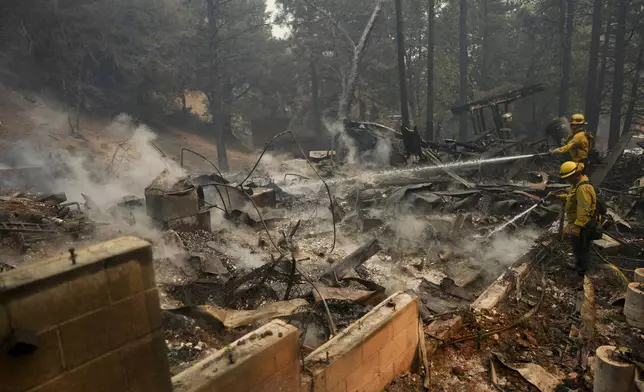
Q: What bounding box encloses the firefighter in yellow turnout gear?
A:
[549,161,598,275]
[551,113,592,163]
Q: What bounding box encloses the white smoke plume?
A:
[58,114,186,207]
[0,112,188,260]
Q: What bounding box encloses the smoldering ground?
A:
[0,113,189,262]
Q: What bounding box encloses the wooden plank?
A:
[321,239,381,283]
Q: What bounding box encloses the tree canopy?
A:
[1,0,643,152]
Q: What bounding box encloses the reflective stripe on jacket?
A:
[562,175,596,227]
[554,130,590,162]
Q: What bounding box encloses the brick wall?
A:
[0,237,172,392]
[302,292,419,392]
[172,319,301,392]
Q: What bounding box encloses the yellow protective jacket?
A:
[554,130,590,162]
[553,175,597,227]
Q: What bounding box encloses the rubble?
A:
[167,298,309,329]
[493,352,563,392]
[1,124,643,389]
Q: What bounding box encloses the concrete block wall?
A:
[303,292,419,392]
[172,319,301,392]
[0,237,172,392]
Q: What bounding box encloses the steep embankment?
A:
[0,82,252,173]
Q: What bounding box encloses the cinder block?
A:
[139,253,156,289]
[68,270,110,317]
[392,299,418,337]
[324,346,362,391]
[328,379,347,392]
[393,344,416,375]
[203,327,292,390]
[0,329,64,392]
[300,376,312,392]
[274,329,298,371]
[362,377,379,392]
[31,352,127,392]
[145,288,163,330]
[172,321,299,392]
[59,308,114,369]
[243,344,280,389]
[345,352,379,392]
[109,292,151,348]
[103,244,153,271]
[120,331,173,392]
[311,368,327,392]
[106,259,144,302]
[378,330,406,370]
[249,361,301,392]
[407,321,419,348]
[0,237,150,293]
[361,323,393,361]
[377,362,395,391]
[7,270,109,333]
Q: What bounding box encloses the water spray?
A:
[283,152,550,190]
[486,194,551,237]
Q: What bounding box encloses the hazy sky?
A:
[266,0,290,38]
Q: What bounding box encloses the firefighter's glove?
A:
[563,224,581,238]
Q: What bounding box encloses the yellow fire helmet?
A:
[570,113,587,125]
[560,161,584,178]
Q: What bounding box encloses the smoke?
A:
[57,114,185,207]
[389,215,428,245]
[369,136,392,166]
[322,119,392,167]
[251,152,317,187]
[208,209,268,269]
[0,112,189,260]
[459,228,539,278]
[225,245,265,269]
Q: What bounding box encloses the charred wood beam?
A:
[321,239,381,284]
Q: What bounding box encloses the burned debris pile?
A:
[1,124,643,388]
[0,190,95,266]
[131,129,574,373]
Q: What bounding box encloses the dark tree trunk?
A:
[584,0,603,135]
[425,0,435,141]
[395,0,410,129]
[206,0,229,171]
[181,92,188,114]
[410,0,423,124]
[589,16,612,134]
[458,0,468,140]
[370,102,379,122]
[213,87,229,171]
[310,60,321,132]
[622,43,644,134]
[406,49,417,125]
[359,97,367,121]
[609,0,628,149]
[558,0,574,116]
[222,77,234,139]
[480,0,489,91]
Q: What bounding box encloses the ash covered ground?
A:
[1,115,643,387]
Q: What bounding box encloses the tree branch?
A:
[301,0,355,49]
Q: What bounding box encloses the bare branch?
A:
[301,0,355,49]
[338,0,386,121]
